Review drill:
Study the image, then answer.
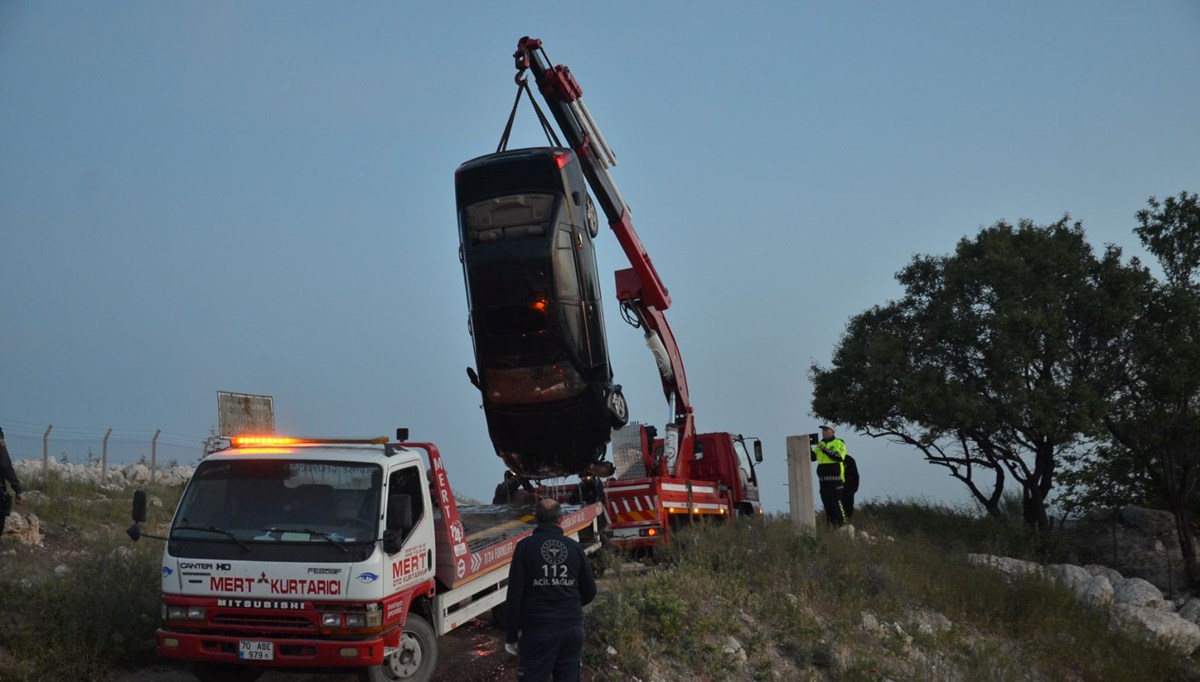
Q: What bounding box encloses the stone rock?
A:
[908,609,953,636]
[1120,506,1177,536]
[1084,564,1124,586]
[1112,604,1200,655]
[837,524,856,539]
[861,612,881,633]
[967,554,1045,581]
[1046,564,1114,606]
[1178,598,1200,625]
[722,635,746,662]
[1114,577,1167,609]
[1057,507,1192,596]
[127,464,151,484]
[54,564,70,576]
[2,512,43,546]
[1046,563,1092,588]
[1075,575,1116,606]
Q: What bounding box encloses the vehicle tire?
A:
[191,663,263,682]
[358,614,438,682]
[607,386,629,428]
[585,196,600,238]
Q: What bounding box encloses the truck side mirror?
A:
[132,490,148,523]
[126,490,148,542]
[753,441,763,463]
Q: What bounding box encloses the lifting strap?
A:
[497,77,562,153]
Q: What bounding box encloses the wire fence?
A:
[0,419,207,484]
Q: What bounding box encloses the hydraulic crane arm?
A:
[513,37,695,472]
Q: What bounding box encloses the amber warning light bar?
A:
[230,436,389,447]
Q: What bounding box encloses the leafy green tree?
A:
[812,218,1147,530]
[1089,192,1200,584]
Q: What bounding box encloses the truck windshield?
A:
[171,459,382,561]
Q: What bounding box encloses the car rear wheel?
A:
[607,386,629,427]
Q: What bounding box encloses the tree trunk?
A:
[1021,445,1054,532]
[1171,505,1199,590]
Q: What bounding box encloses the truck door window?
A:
[388,465,425,541]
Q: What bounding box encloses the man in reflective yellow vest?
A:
[810,424,848,526]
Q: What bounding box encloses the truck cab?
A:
[130,436,603,682]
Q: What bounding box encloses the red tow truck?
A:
[510,38,765,550]
[127,433,603,682]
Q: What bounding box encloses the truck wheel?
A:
[359,614,438,682]
[607,387,629,428]
[191,663,263,682]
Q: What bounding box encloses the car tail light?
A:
[485,364,586,405]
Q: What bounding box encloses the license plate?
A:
[238,640,274,661]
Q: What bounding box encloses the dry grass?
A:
[585,506,1198,682]
[0,473,185,682]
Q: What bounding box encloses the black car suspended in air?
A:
[456,147,628,478]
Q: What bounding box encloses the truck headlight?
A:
[321,613,343,627]
[166,607,206,624]
[344,613,367,628]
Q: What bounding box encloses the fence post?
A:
[42,424,52,481]
[786,435,817,533]
[151,429,161,484]
[101,428,112,485]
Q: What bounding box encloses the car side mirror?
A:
[753,441,763,463]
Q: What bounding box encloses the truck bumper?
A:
[157,629,386,667]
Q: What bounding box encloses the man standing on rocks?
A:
[0,427,27,540]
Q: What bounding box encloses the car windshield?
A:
[173,459,382,546]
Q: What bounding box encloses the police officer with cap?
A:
[811,424,848,526]
[504,498,596,681]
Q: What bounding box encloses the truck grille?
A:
[211,613,316,633]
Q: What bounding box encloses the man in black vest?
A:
[505,498,597,681]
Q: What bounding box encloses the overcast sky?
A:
[2,2,1198,513]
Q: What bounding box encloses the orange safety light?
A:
[532,300,547,312]
[646,528,658,537]
[231,436,300,447]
